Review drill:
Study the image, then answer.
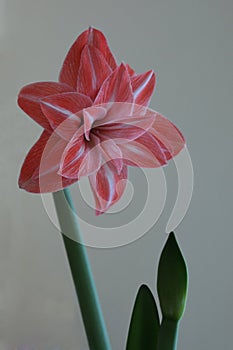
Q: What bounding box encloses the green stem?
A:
[53,188,111,350]
[157,318,179,350]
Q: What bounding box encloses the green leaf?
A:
[157,232,188,321]
[126,284,160,350]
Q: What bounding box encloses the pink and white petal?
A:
[94,63,134,104]
[87,27,117,70]
[93,101,155,128]
[150,113,185,159]
[99,138,123,174]
[59,27,117,89]
[40,92,92,140]
[19,131,49,191]
[59,128,87,179]
[119,131,167,168]
[59,126,103,179]
[18,82,74,130]
[18,131,77,193]
[75,133,103,178]
[96,119,154,143]
[92,102,134,126]
[89,161,128,215]
[131,70,156,107]
[83,106,106,141]
[77,145,103,178]
[125,64,136,76]
[77,45,112,100]
[67,133,124,177]
[59,30,89,89]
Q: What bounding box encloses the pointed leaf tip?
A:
[157,232,188,321]
[126,284,160,350]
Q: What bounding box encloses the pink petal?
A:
[58,128,86,178]
[89,161,128,215]
[83,106,106,141]
[125,64,135,76]
[59,30,89,89]
[76,134,122,178]
[86,27,117,70]
[119,131,167,168]
[59,127,102,179]
[59,27,117,89]
[40,92,92,140]
[150,114,185,159]
[92,102,134,127]
[18,82,74,129]
[93,105,155,144]
[99,138,123,174]
[18,131,77,193]
[77,45,112,100]
[93,102,155,128]
[131,70,156,107]
[77,149,103,179]
[96,123,146,142]
[94,63,134,104]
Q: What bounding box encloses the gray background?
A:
[0,0,233,349]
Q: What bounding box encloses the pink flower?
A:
[18,27,185,214]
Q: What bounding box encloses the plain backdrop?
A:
[0,0,233,349]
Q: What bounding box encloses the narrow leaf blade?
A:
[157,232,188,321]
[126,284,160,350]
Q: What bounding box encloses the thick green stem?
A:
[53,188,111,350]
[157,318,179,350]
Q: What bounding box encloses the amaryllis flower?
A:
[18,27,185,214]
